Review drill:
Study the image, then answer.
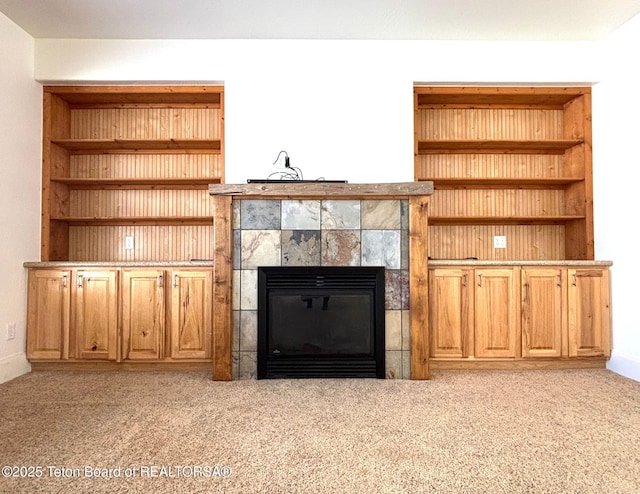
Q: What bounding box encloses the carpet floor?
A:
[0,369,638,493]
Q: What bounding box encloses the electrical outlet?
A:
[125,236,134,250]
[6,323,16,340]
[493,235,507,249]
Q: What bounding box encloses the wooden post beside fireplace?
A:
[209,182,434,381]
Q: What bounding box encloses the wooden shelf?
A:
[414,85,593,260]
[51,139,221,153]
[51,177,221,190]
[417,139,583,155]
[429,216,586,226]
[51,216,214,226]
[415,87,589,109]
[44,85,223,106]
[417,177,584,189]
[41,85,225,262]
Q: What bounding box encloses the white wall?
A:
[30,27,639,381]
[593,13,640,381]
[0,13,41,383]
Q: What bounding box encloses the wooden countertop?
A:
[24,260,613,268]
[23,261,214,268]
[428,259,613,267]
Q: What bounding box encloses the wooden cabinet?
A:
[122,269,165,360]
[428,263,611,367]
[521,267,565,358]
[429,268,472,358]
[41,85,224,262]
[26,269,71,360]
[474,268,519,358]
[414,86,593,260]
[27,266,212,365]
[168,270,212,359]
[72,269,119,360]
[568,268,611,357]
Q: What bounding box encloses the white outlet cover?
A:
[125,236,134,250]
[493,235,507,249]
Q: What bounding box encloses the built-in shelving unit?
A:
[414,86,593,260]
[41,85,224,261]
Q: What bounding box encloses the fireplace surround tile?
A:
[385,270,405,310]
[385,310,402,351]
[362,200,402,229]
[402,310,411,351]
[240,200,281,229]
[321,230,361,266]
[281,200,321,230]
[240,270,258,310]
[241,230,282,269]
[361,230,401,269]
[281,230,322,266]
[239,311,258,352]
[238,352,257,379]
[385,350,402,379]
[320,200,361,229]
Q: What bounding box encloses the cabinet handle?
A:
[462,274,468,287]
[62,274,68,288]
[524,282,529,302]
[173,274,179,287]
[158,273,164,288]
[557,272,562,287]
[477,274,482,287]
[572,274,577,286]
[77,273,84,288]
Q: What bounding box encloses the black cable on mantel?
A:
[267,150,304,181]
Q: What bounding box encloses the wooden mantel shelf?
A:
[208,182,434,198]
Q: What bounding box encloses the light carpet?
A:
[0,369,638,493]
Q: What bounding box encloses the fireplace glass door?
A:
[258,266,385,378]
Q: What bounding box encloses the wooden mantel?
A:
[208,182,434,381]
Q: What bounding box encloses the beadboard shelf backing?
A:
[41,85,225,262]
[414,86,593,260]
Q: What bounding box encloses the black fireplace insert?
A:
[257,266,385,379]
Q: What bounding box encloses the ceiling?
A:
[1,0,640,41]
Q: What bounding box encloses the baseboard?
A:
[429,358,607,371]
[0,352,31,384]
[607,351,640,382]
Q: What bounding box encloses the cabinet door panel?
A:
[168,270,212,359]
[74,270,118,360]
[522,268,564,358]
[26,269,70,360]
[122,270,165,360]
[568,268,611,357]
[429,268,472,358]
[475,268,518,358]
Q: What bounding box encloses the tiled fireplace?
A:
[232,198,409,379]
[209,182,434,381]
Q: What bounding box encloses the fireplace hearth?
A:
[257,266,385,379]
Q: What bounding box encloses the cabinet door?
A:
[429,268,472,358]
[122,270,165,360]
[168,270,212,359]
[474,268,519,358]
[26,269,71,360]
[521,268,565,358]
[73,270,118,360]
[568,268,611,357]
